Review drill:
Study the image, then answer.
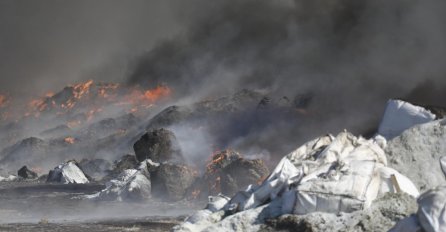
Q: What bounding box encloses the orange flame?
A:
[98,83,120,98]
[45,92,55,98]
[64,137,75,144]
[143,85,171,103]
[190,189,201,199]
[2,79,173,125]
[206,149,241,174]
[0,95,7,108]
[72,80,94,99]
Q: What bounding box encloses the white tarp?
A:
[0,175,17,182]
[232,132,417,215]
[47,161,89,184]
[175,131,420,232]
[417,186,446,232]
[378,99,435,140]
[87,169,151,201]
[291,132,387,214]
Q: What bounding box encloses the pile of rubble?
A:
[86,128,269,202]
[2,97,446,232]
[0,126,269,208]
[173,99,446,232]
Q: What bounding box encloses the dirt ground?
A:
[0,181,202,232]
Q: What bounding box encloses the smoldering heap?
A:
[87,127,269,202]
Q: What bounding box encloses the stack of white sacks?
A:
[174,99,446,232]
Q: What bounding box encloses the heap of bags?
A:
[174,130,419,232]
[174,99,444,232]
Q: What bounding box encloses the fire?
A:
[27,98,48,117]
[98,83,120,99]
[116,85,171,110]
[64,137,75,144]
[45,92,55,98]
[1,79,173,130]
[143,85,171,103]
[72,80,94,99]
[206,149,241,174]
[0,95,7,107]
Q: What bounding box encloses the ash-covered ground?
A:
[0,180,202,231]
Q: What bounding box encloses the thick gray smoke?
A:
[0,0,180,98]
[130,0,446,102]
[128,0,446,163]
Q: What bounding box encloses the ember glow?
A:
[64,137,76,144]
[72,80,94,99]
[143,85,171,103]
[0,95,7,108]
[0,80,173,129]
[206,149,241,174]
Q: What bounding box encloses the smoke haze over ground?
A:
[1,0,446,168]
[128,0,446,163]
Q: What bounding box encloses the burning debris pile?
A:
[88,128,269,203]
[202,150,269,197]
[1,78,446,232]
[0,80,174,172]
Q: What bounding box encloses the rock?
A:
[385,119,446,191]
[133,128,184,163]
[151,163,197,201]
[88,169,151,202]
[113,154,139,172]
[204,150,269,197]
[146,90,265,130]
[0,137,49,168]
[220,159,269,196]
[147,105,193,130]
[78,159,111,181]
[39,125,72,139]
[17,166,38,179]
[46,160,89,184]
[103,155,139,182]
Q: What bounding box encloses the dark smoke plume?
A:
[0,0,180,98]
[128,0,446,163]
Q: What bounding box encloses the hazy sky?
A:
[0,0,181,97]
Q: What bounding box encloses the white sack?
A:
[417,186,446,232]
[89,169,151,201]
[378,99,435,140]
[378,167,420,198]
[294,160,382,214]
[47,161,89,184]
